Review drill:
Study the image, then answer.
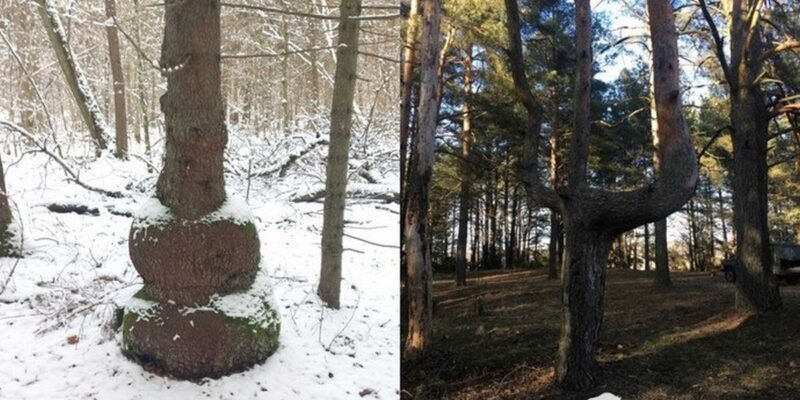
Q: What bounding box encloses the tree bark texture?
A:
[731,77,782,311]
[654,218,671,286]
[556,219,612,389]
[123,0,278,379]
[400,0,420,200]
[318,0,362,309]
[404,0,440,362]
[104,0,128,159]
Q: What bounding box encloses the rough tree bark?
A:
[654,219,671,286]
[504,0,697,389]
[699,0,781,311]
[650,49,672,287]
[122,0,279,379]
[455,44,473,286]
[404,0,440,362]
[104,0,128,159]
[400,0,420,193]
[36,0,109,152]
[318,0,363,309]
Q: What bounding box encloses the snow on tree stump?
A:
[121,197,280,379]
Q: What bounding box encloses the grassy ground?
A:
[401,268,800,399]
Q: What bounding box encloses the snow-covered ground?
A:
[0,143,399,399]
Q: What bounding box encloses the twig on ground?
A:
[343,233,398,249]
[324,290,362,352]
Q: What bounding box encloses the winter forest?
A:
[0,0,399,398]
[400,0,800,398]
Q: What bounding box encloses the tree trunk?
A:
[489,169,499,268]
[280,14,292,134]
[482,182,491,268]
[471,197,480,269]
[36,0,109,152]
[104,0,128,159]
[548,83,562,279]
[123,0,277,379]
[719,188,729,257]
[654,218,672,286]
[557,217,612,389]
[318,0,362,309]
[688,199,697,271]
[726,0,781,311]
[649,26,671,287]
[644,223,651,271]
[506,185,519,268]
[404,0,440,362]
[455,45,473,286]
[308,2,322,115]
[400,0,420,202]
[501,153,510,267]
[731,91,782,311]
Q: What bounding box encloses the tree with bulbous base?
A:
[121,0,279,379]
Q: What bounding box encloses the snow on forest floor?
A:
[0,152,400,399]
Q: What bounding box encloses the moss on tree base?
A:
[121,285,280,380]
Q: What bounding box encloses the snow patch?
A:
[177,267,279,331]
[125,294,159,322]
[132,196,255,229]
[201,196,255,226]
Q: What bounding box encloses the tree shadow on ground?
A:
[402,268,800,400]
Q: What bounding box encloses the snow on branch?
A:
[0,121,124,198]
[292,183,399,203]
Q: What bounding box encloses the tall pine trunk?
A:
[104,0,128,159]
[698,0,782,311]
[644,223,651,271]
[731,86,782,310]
[654,219,672,286]
[318,0,363,309]
[455,45,473,286]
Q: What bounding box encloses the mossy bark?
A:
[123,0,278,379]
[122,287,280,380]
